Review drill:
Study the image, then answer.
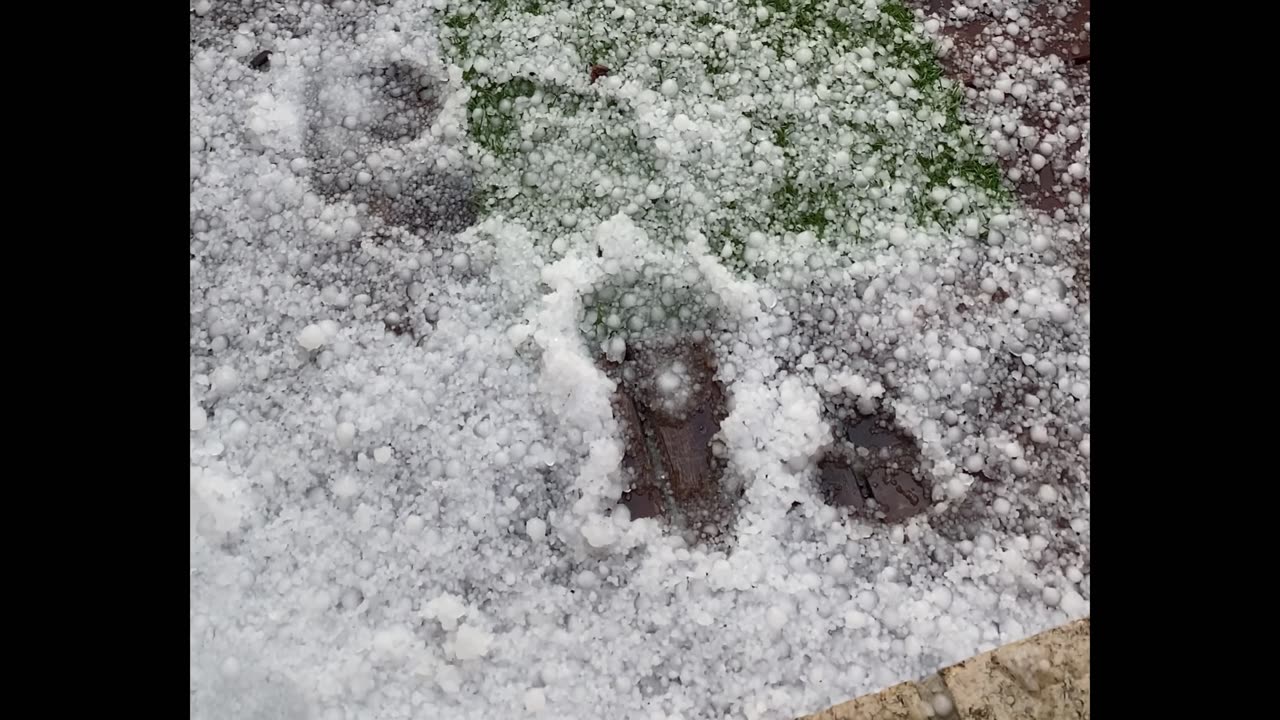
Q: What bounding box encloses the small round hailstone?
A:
[1079,437,1090,457]
[1042,586,1061,607]
[1037,484,1058,503]
[605,336,626,362]
[660,78,679,97]
[297,324,327,350]
[526,517,548,542]
[373,446,393,464]
[932,693,954,716]
[1067,162,1086,179]
[191,406,208,432]
[1060,590,1088,616]
[1030,233,1050,252]
[766,604,789,629]
[524,688,546,713]
[964,454,984,473]
[336,422,356,447]
[795,47,813,64]
[992,497,1011,515]
[1049,303,1071,324]
[657,371,681,394]
[472,56,491,73]
[211,366,239,394]
[828,554,848,575]
[451,252,470,272]
[404,514,424,533]
[1030,425,1049,444]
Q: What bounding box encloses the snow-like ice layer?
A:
[190,2,1089,719]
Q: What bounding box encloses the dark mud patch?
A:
[818,412,933,524]
[605,340,737,540]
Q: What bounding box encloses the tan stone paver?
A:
[942,619,1089,720]
[800,619,1089,720]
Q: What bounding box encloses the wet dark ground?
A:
[818,415,932,523]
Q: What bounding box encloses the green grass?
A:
[465,77,538,155]
[441,0,1010,247]
[442,12,475,59]
[771,177,839,237]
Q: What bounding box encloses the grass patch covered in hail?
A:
[446,0,1008,248]
[190,1,1089,719]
